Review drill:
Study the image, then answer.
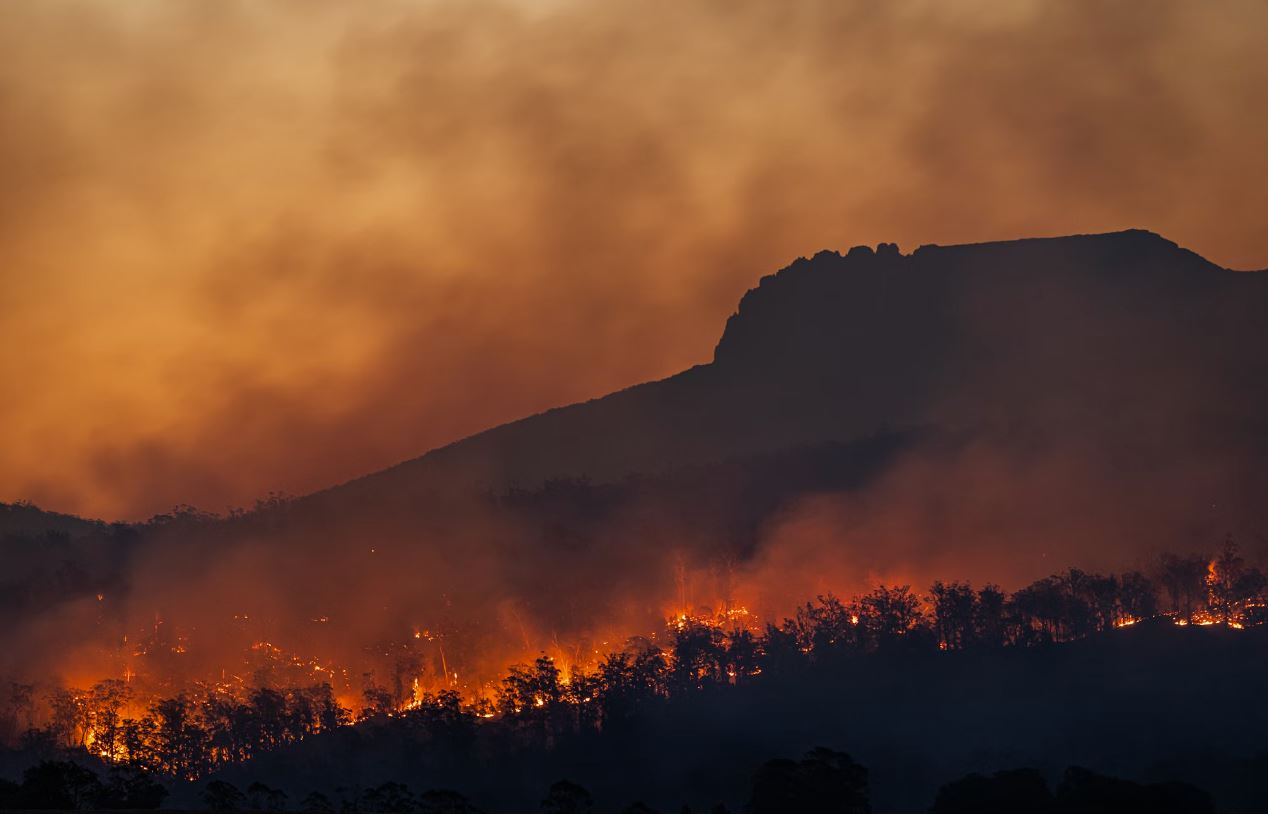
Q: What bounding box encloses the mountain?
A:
[8,229,1268,688]
[318,229,1268,510]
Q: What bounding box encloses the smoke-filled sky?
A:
[4,0,1267,520]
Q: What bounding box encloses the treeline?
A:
[1,752,1222,813]
[3,542,1265,787]
[10,684,347,781]
[0,761,166,810]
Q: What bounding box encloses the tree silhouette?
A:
[15,761,105,810]
[86,679,131,762]
[540,779,594,814]
[300,791,334,812]
[1159,554,1209,621]
[669,619,726,692]
[1117,571,1158,622]
[973,584,1006,648]
[203,779,246,811]
[596,647,667,730]
[151,694,210,779]
[929,768,1054,814]
[360,781,413,813]
[748,747,869,814]
[1206,535,1266,624]
[418,788,482,814]
[858,585,925,648]
[100,765,168,809]
[930,581,977,650]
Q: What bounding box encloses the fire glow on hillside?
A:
[8,541,1263,780]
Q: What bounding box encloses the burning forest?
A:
[3,509,1266,804]
[7,223,1268,811]
[5,3,1268,805]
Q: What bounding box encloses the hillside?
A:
[315,230,1268,513]
[5,229,1268,697]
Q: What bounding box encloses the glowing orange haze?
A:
[2,0,1267,520]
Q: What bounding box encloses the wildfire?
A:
[13,548,1266,784]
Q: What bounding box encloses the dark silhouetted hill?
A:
[315,230,1268,512]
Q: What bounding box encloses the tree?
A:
[564,666,601,732]
[500,656,568,743]
[203,780,246,812]
[929,768,1053,814]
[360,782,412,813]
[418,788,481,814]
[47,688,90,749]
[1058,570,1099,638]
[668,619,726,692]
[930,582,977,650]
[973,585,1006,648]
[1008,577,1067,643]
[595,647,667,730]
[1207,535,1264,623]
[1081,572,1121,632]
[151,695,210,779]
[500,656,564,714]
[100,765,168,809]
[248,687,289,750]
[361,685,396,720]
[201,690,253,767]
[540,779,593,814]
[723,628,763,684]
[1159,554,1210,621]
[16,761,105,810]
[858,585,926,647]
[301,791,335,812]
[248,781,289,812]
[761,622,807,676]
[120,714,160,773]
[87,679,132,762]
[3,682,35,742]
[799,594,861,655]
[405,689,476,750]
[748,747,869,814]
[1117,571,1158,622]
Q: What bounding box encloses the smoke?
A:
[3,0,1268,716]
[2,0,1267,519]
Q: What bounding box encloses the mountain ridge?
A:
[312,228,1267,513]
[7,229,1264,525]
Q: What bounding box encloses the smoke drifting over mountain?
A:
[6,230,1268,707]
[2,0,1267,519]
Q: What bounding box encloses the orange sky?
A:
[3,0,1267,520]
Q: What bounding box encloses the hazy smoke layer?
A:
[2,0,1266,519]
